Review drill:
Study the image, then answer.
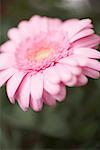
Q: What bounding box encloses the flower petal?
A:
[18,21,30,37]
[65,76,77,87]
[65,19,92,39]
[29,16,43,36]
[53,84,66,102]
[8,28,22,43]
[70,28,94,42]
[0,41,17,52]
[16,75,31,111]
[44,66,60,84]
[73,47,100,59]
[66,65,82,75]
[58,55,78,66]
[0,53,15,70]
[30,73,43,101]
[30,97,43,111]
[75,56,88,66]
[0,68,17,87]
[76,74,88,86]
[72,34,100,48]
[6,71,26,103]
[56,63,72,83]
[86,59,100,71]
[43,91,56,106]
[44,75,60,95]
[83,67,100,79]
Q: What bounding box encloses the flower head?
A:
[0,16,100,111]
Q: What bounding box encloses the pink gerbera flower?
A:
[0,16,100,111]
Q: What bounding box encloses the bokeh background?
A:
[0,0,100,149]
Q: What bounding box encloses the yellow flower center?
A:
[27,48,53,62]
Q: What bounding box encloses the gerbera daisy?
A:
[0,16,100,111]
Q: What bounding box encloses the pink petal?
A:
[18,21,30,37]
[0,53,15,70]
[30,73,43,101]
[6,71,26,103]
[86,59,100,71]
[66,65,82,75]
[70,28,94,42]
[0,68,17,87]
[83,67,100,79]
[31,17,48,33]
[44,66,60,84]
[76,74,88,86]
[53,84,66,102]
[7,28,22,43]
[61,19,79,32]
[56,63,72,82]
[62,19,79,27]
[58,55,78,66]
[75,56,88,66]
[73,47,100,58]
[30,97,43,111]
[44,76,60,95]
[43,91,56,106]
[72,34,100,48]
[65,76,77,87]
[65,19,92,39]
[0,41,17,52]
[29,16,43,36]
[16,75,31,111]
[30,16,61,33]
[45,17,61,31]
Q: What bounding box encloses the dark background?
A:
[0,0,100,149]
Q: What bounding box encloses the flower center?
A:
[27,48,53,62]
[15,32,70,73]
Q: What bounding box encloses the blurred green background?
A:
[0,0,100,149]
